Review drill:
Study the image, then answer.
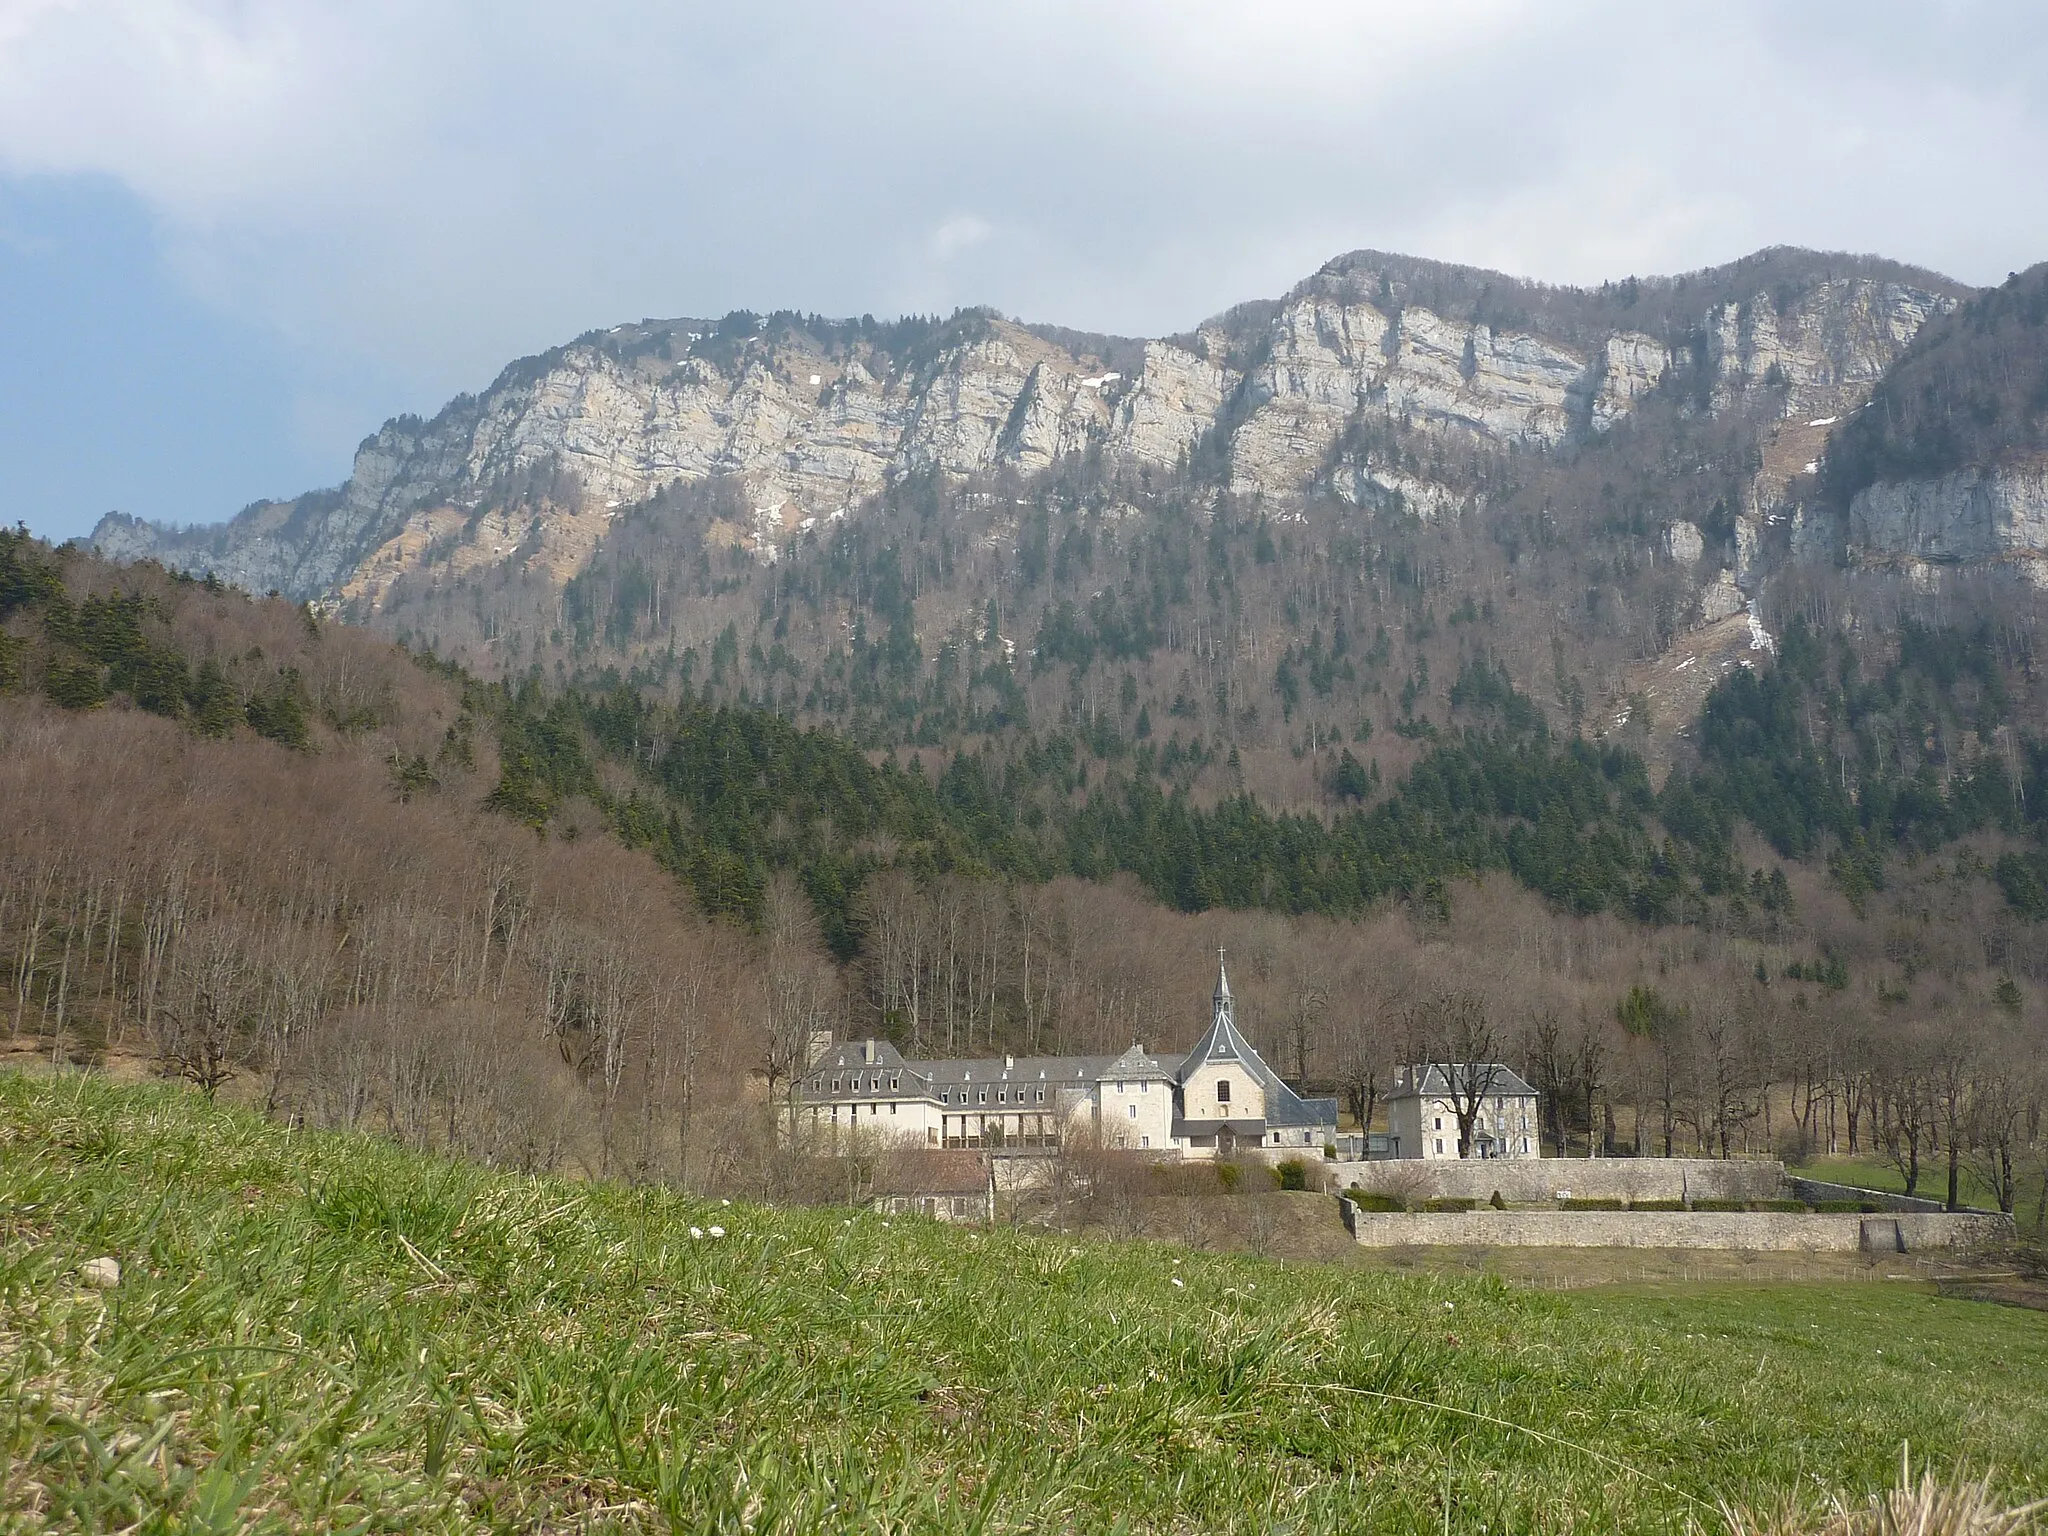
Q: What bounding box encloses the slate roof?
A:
[817,1040,910,1074]
[1265,1089,1340,1130]
[804,1047,1175,1101]
[1387,1063,1539,1099]
[1171,1118,1272,1140]
[909,1051,1174,1088]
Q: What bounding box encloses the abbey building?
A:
[799,958,1338,1161]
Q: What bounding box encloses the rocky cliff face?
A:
[92,252,1963,604]
[1702,278,1948,409]
[1848,460,2048,579]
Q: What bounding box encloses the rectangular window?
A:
[1216,1079,1231,1105]
[1435,1138,1444,1154]
[1117,1081,1125,1094]
[1127,1104,1137,1119]
[1141,1135,1151,1148]
[889,1102,897,1115]
[1433,1116,1442,1131]
[978,1090,987,1105]
[1035,1089,1044,1103]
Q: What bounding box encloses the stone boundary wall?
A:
[1787,1176,1951,1214]
[1329,1158,1786,1205]
[1339,1201,2015,1252]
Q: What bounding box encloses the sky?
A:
[5,0,2048,541]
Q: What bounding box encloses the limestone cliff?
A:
[1848,461,2048,580]
[92,249,1966,604]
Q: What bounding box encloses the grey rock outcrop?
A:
[1699,570,1747,623]
[1705,279,1948,411]
[1107,340,1231,467]
[1664,521,1705,565]
[1849,461,2048,572]
[1225,299,1613,500]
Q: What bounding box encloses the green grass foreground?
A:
[4,1075,2046,1535]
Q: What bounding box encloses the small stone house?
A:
[1384,1063,1540,1160]
[870,1150,996,1224]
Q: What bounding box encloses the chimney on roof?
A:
[863,1039,876,1065]
[1004,1054,1014,1070]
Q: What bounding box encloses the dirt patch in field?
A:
[1933,1274,2048,1312]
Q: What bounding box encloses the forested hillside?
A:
[6,529,2048,1207]
[0,530,776,1186]
[1822,260,2048,502]
[372,383,1769,794]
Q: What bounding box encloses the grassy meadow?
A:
[4,1073,2047,1534]
[1801,1153,2042,1235]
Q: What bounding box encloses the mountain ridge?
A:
[90,244,1971,609]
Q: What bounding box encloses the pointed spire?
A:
[1213,948,1233,1020]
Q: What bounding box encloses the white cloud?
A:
[3,0,2047,413]
[930,215,994,262]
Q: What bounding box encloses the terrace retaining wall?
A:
[1329,1158,1787,1205]
[1339,1202,2015,1252]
